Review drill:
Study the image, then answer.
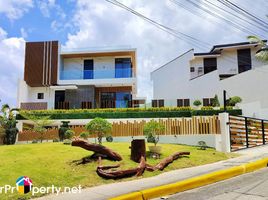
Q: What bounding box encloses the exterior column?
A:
[219,112,231,152]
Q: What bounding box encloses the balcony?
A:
[60,68,133,80]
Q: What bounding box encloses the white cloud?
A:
[0,0,33,20]
[0,27,25,107]
[20,28,28,38]
[37,0,66,19]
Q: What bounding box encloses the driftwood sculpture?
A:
[145,152,190,171]
[97,156,146,179]
[96,152,190,179]
[72,139,122,161]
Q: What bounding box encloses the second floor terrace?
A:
[59,47,137,83]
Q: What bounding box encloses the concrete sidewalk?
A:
[37,145,268,200]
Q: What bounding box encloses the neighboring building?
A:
[18,41,145,110]
[151,41,268,118]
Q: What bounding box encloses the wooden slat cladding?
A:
[18,116,220,141]
[20,102,48,110]
[24,41,58,87]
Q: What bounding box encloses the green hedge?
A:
[17,109,242,120]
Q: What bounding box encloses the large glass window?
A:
[237,48,252,73]
[203,58,217,74]
[116,92,131,108]
[84,59,94,79]
[115,58,132,78]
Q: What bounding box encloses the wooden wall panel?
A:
[24,41,58,87]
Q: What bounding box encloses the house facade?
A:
[151,41,268,118]
[17,41,144,110]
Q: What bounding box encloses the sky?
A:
[0,0,267,108]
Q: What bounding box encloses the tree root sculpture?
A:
[145,152,190,171]
[96,152,190,179]
[97,156,146,179]
[71,139,122,161]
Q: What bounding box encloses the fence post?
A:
[218,112,231,152]
[262,120,265,145]
[245,117,249,148]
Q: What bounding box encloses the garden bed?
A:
[0,142,237,199]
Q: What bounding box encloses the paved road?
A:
[155,168,268,200]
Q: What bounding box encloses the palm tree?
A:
[248,35,268,62]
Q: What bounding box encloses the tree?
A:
[21,113,53,143]
[228,96,242,106]
[0,104,19,145]
[85,118,112,145]
[248,36,268,62]
[143,120,165,146]
[211,95,220,107]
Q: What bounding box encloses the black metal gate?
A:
[229,115,268,151]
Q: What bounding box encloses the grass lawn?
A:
[0,142,237,199]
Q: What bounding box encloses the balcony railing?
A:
[60,68,133,80]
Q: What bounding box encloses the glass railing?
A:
[60,68,133,80]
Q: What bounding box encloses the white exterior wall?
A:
[190,57,203,79]
[219,65,268,118]
[151,45,268,119]
[17,80,55,109]
[188,70,221,103]
[217,50,238,75]
[151,50,194,106]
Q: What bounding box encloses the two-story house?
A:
[151,41,268,118]
[17,41,144,110]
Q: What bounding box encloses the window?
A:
[115,58,132,78]
[237,48,252,73]
[152,99,164,107]
[84,59,94,79]
[177,99,190,107]
[37,93,44,99]
[152,100,158,107]
[203,98,214,106]
[203,58,217,74]
[158,99,164,107]
[190,67,195,72]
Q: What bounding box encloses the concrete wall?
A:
[151,50,194,106]
[17,80,55,109]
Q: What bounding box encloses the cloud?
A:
[0,0,33,20]
[20,28,28,38]
[63,0,268,101]
[37,0,66,19]
[0,27,25,107]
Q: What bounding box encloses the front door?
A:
[100,92,116,108]
[55,91,65,109]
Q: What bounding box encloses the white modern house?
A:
[17,41,145,110]
[151,41,268,118]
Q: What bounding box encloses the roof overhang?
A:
[50,85,78,90]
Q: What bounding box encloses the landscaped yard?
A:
[0,142,237,199]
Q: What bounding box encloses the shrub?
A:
[64,130,74,139]
[86,118,112,145]
[193,100,202,107]
[143,120,165,146]
[32,139,38,143]
[106,135,113,142]
[63,139,72,145]
[197,141,207,150]
[53,138,59,142]
[228,96,242,106]
[201,106,214,110]
[80,132,89,140]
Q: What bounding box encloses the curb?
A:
[109,157,268,200]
